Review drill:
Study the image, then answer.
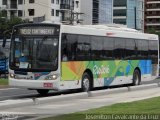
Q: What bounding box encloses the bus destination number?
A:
[20,28,55,35]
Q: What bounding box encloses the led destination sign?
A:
[19,28,57,35]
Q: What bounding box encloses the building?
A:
[72,0,113,25]
[145,0,160,32]
[0,0,64,22]
[0,0,23,19]
[113,0,144,31]
[60,0,113,25]
[0,0,113,25]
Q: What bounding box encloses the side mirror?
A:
[2,37,6,47]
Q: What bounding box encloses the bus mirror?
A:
[2,37,6,48]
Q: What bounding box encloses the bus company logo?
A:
[93,65,110,75]
[106,32,115,36]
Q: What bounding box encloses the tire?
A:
[133,70,141,86]
[82,73,92,92]
[37,89,49,96]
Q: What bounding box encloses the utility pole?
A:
[134,7,137,30]
[69,1,84,25]
[69,12,84,25]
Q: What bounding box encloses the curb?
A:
[0,83,159,110]
[90,87,128,97]
[0,85,9,89]
[128,83,158,91]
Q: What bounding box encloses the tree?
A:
[0,11,27,38]
[146,28,160,36]
[5,17,24,38]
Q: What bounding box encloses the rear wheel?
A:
[133,70,141,86]
[82,73,92,92]
[37,89,49,96]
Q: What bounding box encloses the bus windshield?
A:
[10,36,59,71]
[10,25,60,72]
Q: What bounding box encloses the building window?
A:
[2,0,7,5]
[18,0,23,4]
[28,9,34,16]
[56,10,59,16]
[29,0,34,3]
[56,0,59,4]
[51,0,54,4]
[51,9,54,16]
[18,10,23,17]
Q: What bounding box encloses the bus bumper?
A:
[9,78,59,90]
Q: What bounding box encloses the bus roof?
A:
[61,24,158,41]
[13,23,158,41]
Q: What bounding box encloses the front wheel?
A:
[82,73,92,92]
[133,70,141,86]
[37,89,49,96]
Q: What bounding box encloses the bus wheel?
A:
[37,89,49,96]
[133,70,141,86]
[82,73,91,92]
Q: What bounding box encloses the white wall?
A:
[24,0,49,22]
[80,0,92,25]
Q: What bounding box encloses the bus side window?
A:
[61,34,68,61]
[61,34,77,61]
[114,38,125,59]
[62,48,68,61]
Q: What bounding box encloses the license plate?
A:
[43,83,53,88]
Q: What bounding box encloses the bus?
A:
[7,23,159,95]
[0,39,10,75]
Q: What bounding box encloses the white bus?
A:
[7,23,159,95]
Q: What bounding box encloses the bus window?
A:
[61,34,77,61]
[37,38,58,68]
[149,40,158,64]
[126,39,136,60]
[91,36,103,60]
[102,37,114,60]
[77,35,91,61]
[114,38,125,59]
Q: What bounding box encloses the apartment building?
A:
[113,0,144,31]
[145,0,160,32]
[0,0,113,25]
[0,0,63,22]
[72,0,113,25]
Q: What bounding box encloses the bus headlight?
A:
[10,73,15,78]
[45,74,58,80]
[52,74,58,80]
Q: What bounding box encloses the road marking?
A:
[0,93,37,101]
[37,103,76,109]
[0,111,32,115]
[0,88,19,91]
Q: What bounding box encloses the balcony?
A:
[146,1,160,4]
[61,17,70,22]
[60,4,70,10]
[113,7,127,10]
[146,23,160,26]
[113,16,127,19]
[6,4,17,10]
[147,16,160,19]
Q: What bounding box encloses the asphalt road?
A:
[0,78,160,101]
